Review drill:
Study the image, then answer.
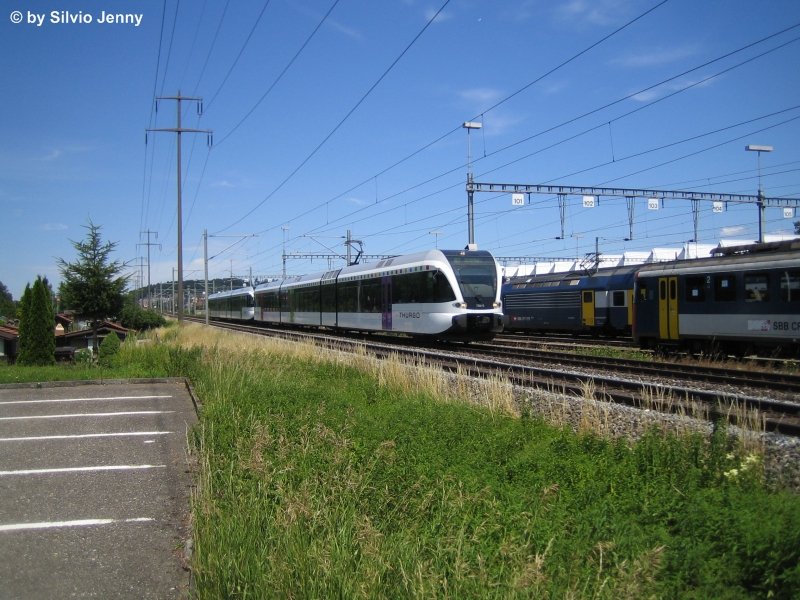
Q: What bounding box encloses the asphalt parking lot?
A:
[0,380,198,599]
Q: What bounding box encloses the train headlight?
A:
[453,301,467,309]
[493,301,501,308]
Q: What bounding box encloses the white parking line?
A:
[0,411,175,421]
[0,395,173,406]
[0,517,155,533]
[0,465,167,476]
[0,432,172,442]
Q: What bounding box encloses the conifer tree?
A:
[16,284,32,364]
[58,221,128,354]
[17,276,55,366]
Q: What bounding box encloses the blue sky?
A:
[2,0,799,299]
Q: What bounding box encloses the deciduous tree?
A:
[0,281,15,321]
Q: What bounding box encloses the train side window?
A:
[714,275,736,302]
[612,290,626,306]
[780,270,800,303]
[685,276,706,302]
[744,273,770,302]
[582,291,593,303]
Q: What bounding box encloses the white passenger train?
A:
[207,287,255,321]
[209,249,504,341]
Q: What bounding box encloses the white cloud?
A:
[41,223,68,231]
[611,46,698,68]
[721,226,747,236]
[554,0,632,27]
[346,195,367,206]
[41,149,63,161]
[424,7,452,23]
[458,87,503,106]
[630,77,717,102]
[212,179,236,188]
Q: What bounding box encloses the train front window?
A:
[443,251,498,308]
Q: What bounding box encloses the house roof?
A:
[59,321,129,341]
[55,313,73,326]
[0,325,19,341]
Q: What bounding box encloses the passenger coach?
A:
[253,249,504,341]
[633,240,800,355]
[207,287,255,321]
[502,265,637,336]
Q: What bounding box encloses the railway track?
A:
[467,341,800,396]
[182,317,800,437]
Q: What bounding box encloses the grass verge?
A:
[176,325,799,599]
[3,323,798,597]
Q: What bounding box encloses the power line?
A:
[158,0,182,96]
[146,93,213,323]
[205,0,273,111]
[215,0,343,147]
[214,0,454,234]
[273,0,675,241]
[191,0,231,95]
[302,28,800,242]
[140,0,169,235]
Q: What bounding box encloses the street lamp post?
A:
[745,144,773,244]
[463,121,482,249]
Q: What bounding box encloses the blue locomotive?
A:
[502,265,638,337]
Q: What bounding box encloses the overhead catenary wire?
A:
[191,0,231,95]
[297,27,800,244]
[157,0,182,97]
[204,0,273,112]
[175,0,342,242]
[213,0,455,235]
[236,0,675,241]
[153,5,796,276]
[139,0,169,236]
[214,0,343,147]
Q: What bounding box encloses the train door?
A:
[581,290,595,328]
[381,275,392,331]
[657,277,679,340]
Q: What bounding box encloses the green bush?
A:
[120,302,166,331]
[97,331,121,367]
[74,348,93,365]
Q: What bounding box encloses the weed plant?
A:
[173,325,800,599]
